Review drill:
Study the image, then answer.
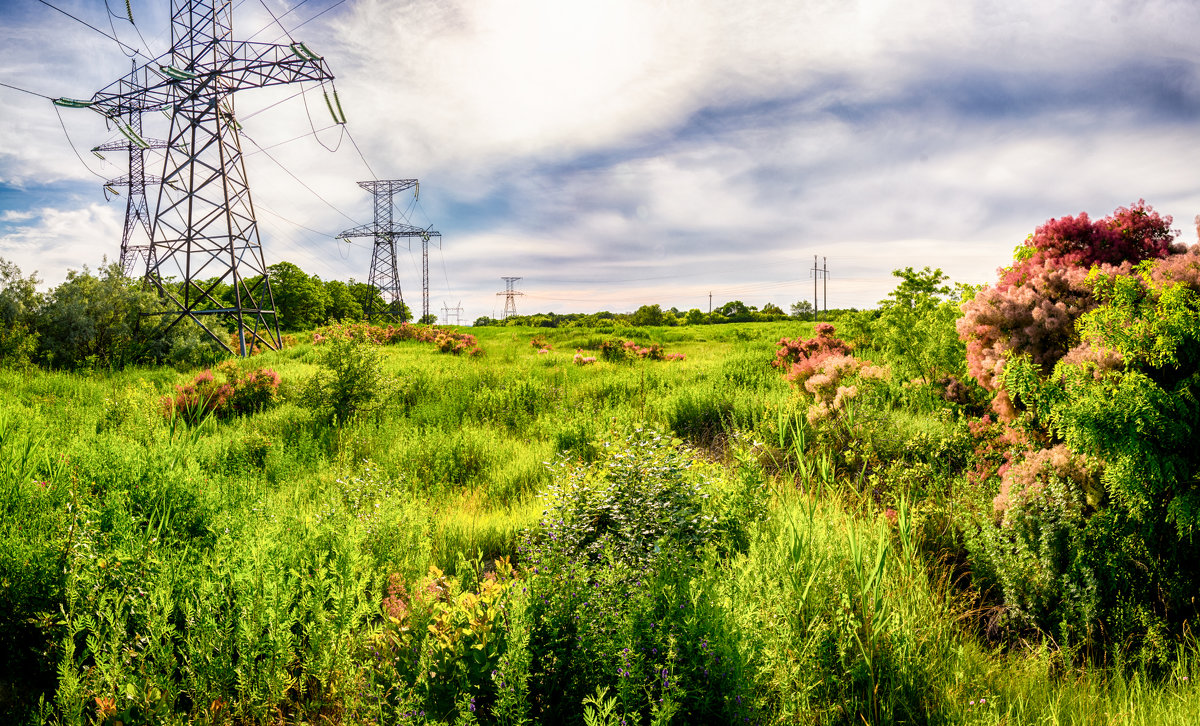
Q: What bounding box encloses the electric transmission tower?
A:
[92,62,168,277]
[78,0,344,356]
[337,179,441,321]
[441,301,464,325]
[497,277,523,320]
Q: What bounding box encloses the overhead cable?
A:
[35,0,153,62]
[240,130,360,224]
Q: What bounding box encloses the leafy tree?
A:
[760,302,787,320]
[715,300,754,322]
[790,300,814,319]
[348,280,409,322]
[0,258,41,368]
[630,304,665,327]
[324,279,363,321]
[684,308,706,325]
[872,267,966,385]
[418,313,438,325]
[473,316,497,327]
[267,261,329,330]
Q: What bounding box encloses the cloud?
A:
[0,203,123,285]
[3,0,1200,322]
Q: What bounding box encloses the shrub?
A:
[300,336,392,425]
[773,322,852,372]
[524,429,717,571]
[959,201,1182,419]
[362,560,520,722]
[312,320,483,356]
[967,249,1200,663]
[775,324,890,426]
[870,267,969,386]
[161,362,282,424]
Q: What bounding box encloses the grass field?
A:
[2,321,1198,725]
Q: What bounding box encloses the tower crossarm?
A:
[104,174,164,187]
[87,41,338,118]
[94,137,169,152]
[337,224,439,240]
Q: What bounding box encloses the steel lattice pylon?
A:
[497,276,523,319]
[85,0,342,356]
[93,65,168,277]
[337,179,441,321]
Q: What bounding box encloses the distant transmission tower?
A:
[497,277,523,319]
[337,179,441,321]
[441,301,464,325]
[79,0,344,356]
[92,63,168,277]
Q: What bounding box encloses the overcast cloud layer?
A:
[2,0,1198,320]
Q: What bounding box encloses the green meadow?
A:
[2,321,1198,725]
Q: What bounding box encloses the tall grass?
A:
[0,323,1197,724]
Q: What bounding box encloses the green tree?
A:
[760,302,787,320]
[630,304,665,327]
[873,266,965,385]
[0,259,41,368]
[715,300,754,322]
[267,262,329,330]
[36,263,162,368]
[323,279,363,322]
[684,308,706,325]
[790,300,814,319]
[348,281,409,322]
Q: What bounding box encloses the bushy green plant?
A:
[871,267,970,387]
[301,336,392,424]
[524,429,718,570]
[968,255,1200,663]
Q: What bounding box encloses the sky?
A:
[1,0,1198,323]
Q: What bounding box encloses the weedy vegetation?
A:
[3,202,1200,724]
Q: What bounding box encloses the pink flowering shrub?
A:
[959,201,1181,420]
[773,323,853,372]
[776,325,889,424]
[595,338,674,362]
[161,362,282,424]
[993,444,1103,521]
[572,349,596,365]
[1001,199,1179,290]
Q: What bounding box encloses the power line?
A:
[245,0,315,41]
[34,0,154,62]
[240,131,360,224]
[103,0,157,60]
[0,80,52,100]
[53,105,109,180]
[345,126,378,181]
[242,123,343,155]
[270,0,346,41]
[256,0,296,44]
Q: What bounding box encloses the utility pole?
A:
[811,255,830,322]
[708,291,712,315]
[497,277,523,320]
[337,180,440,321]
[823,256,828,319]
[812,255,819,322]
[92,61,167,277]
[80,0,346,356]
